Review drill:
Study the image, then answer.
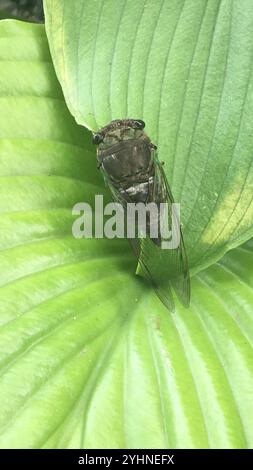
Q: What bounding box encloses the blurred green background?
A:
[0,0,43,22]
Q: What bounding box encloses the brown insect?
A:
[93,119,190,311]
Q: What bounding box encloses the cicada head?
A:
[92,119,146,150]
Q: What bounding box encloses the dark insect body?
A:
[93,119,190,311]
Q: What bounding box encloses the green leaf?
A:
[0,19,253,449]
[44,0,253,273]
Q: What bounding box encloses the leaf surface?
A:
[44,0,253,272]
[0,20,252,448]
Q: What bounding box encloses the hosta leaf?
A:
[44,0,253,273]
[0,19,253,449]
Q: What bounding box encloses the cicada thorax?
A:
[98,139,153,198]
[95,121,153,195]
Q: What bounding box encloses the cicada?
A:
[92,119,190,311]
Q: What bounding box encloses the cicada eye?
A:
[92,133,103,144]
[133,119,145,130]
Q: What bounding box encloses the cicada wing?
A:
[99,160,190,311]
[100,167,176,311]
[121,153,190,310]
[148,156,191,307]
[128,236,176,312]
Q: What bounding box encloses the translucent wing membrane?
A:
[150,158,190,308]
[100,153,190,312]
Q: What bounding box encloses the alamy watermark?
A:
[72,195,181,249]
